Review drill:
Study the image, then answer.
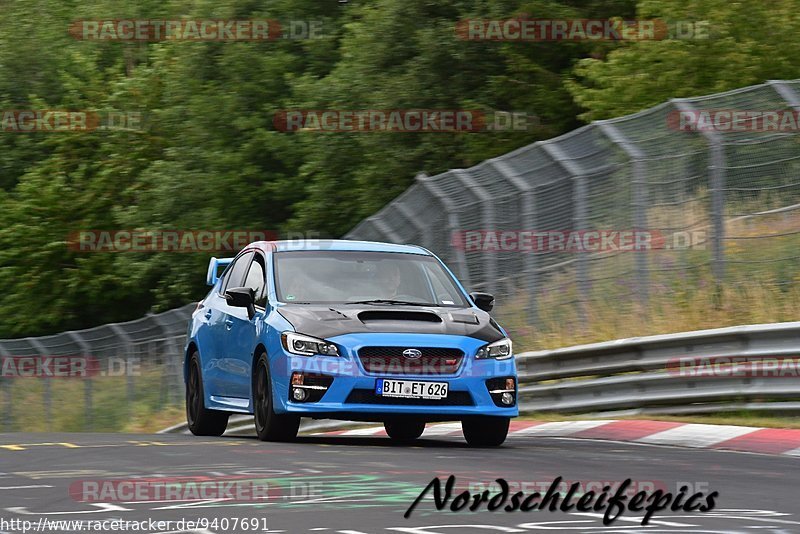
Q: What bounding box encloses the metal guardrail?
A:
[160,321,800,435]
[516,321,800,416]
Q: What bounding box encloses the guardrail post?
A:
[452,168,497,295]
[491,158,539,323]
[598,121,649,306]
[672,99,726,292]
[541,141,590,326]
[416,172,472,288]
[0,342,12,431]
[66,331,94,431]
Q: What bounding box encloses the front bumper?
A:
[270,333,519,420]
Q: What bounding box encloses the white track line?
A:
[510,420,615,436]
[338,427,386,436]
[636,423,759,448]
[422,423,463,437]
[781,446,800,456]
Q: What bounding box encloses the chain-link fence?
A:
[2,80,800,432]
[0,304,194,432]
[347,80,800,327]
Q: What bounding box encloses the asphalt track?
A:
[0,430,798,534]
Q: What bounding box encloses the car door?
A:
[223,251,267,400]
[211,250,254,399]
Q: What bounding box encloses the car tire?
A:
[254,352,300,442]
[384,419,426,442]
[186,352,229,436]
[462,416,510,447]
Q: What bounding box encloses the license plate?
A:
[375,379,449,399]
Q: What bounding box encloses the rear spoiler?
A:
[206,257,233,286]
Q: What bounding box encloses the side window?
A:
[221,251,255,294]
[243,253,267,308]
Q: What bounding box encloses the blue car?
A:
[184,240,517,446]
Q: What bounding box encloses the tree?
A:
[567,0,800,120]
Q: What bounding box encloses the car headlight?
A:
[281,332,340,357]
[476,338,513,360]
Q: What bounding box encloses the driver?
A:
[376,262,402,299]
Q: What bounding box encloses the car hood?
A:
[276,304,505,343]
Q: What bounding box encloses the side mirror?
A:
[225,287,256,319]
[470,292,494,312]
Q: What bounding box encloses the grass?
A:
[500,207,800,351]
[1,367,184,433]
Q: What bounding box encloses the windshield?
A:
[274,250,468,307]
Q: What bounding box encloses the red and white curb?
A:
[314,419,800,457]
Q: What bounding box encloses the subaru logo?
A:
[402,348,422,359]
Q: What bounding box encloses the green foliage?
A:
[0,0,793,336]
[567,0,800,120]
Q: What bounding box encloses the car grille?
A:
[345,389,474,406]
[357,347,464,375]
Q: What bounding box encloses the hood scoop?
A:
[357,310,443,323]
[449,311,480,324]
[317,308,349,321]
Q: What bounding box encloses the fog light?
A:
[501,392,514,405]
[292,387,307,401]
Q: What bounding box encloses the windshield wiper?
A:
[349,299,435,306]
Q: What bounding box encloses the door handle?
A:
[225,319,234,330]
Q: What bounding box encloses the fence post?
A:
[108,324,136,419]
[540,141,590,326]
[598,121,649,306]
[452,168,496,295]
[394,184,437,250]
[0,342,12,431]
[491,158,539,323]
[416,172,472,288]
[25,337,51,431]
[672,99,726,289]
[65,331,94,431]
[371,216,404,244]
[767,80,800,111]
[148,313,184,406]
